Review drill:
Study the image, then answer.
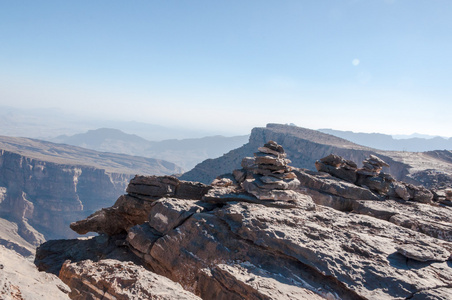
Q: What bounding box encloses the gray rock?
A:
[127,223,162,255]
[396,241,451,262]
[148,198,208,235]
[59,259,201,300]
[70,194,154,235]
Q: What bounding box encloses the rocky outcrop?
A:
[181,124,452,190]
[36,141,452,299]
[0,245,70,300]
[240,141,302,201]
[0,136,182,246]
[59,259,201,300]
[315,153,434,203]
[70,176,210,236]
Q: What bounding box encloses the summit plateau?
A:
[33,137,452,299]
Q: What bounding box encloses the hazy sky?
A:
[1,1,451,136]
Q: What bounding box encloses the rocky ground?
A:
[33,141,452,299]
[0,245,70,299]
[181,124,452,190]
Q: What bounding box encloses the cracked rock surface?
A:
[35,141,452,299]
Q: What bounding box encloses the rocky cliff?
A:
[181,124,452,190]
[0,136,182,251]
[35,141,452,299]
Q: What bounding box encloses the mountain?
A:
[51,128,250,171]
[319,128,452,152]
[0,135,182,252]
[0,105,234,141]
[181,124,452,188]
[34,141,452,299]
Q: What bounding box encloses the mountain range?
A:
[51,128,249,171]
[319,128,452,152]
[182,124,452,189]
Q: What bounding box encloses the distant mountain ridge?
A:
[318,128,452,152]
[182,124,452,188]
[51,128,250,171]
[0,105,236,140]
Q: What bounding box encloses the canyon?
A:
[2,124,452,299]
[0,135,182,253]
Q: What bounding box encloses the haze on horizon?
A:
[1,1,451,138]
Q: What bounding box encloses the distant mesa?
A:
[182,123,452,191]
[319,128,452,152]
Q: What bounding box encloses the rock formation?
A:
[0,135,182,251]
[0,245,70,299]
[59,259,201,300]
[35,141,452,299]
[239,141,302,201]
[181,124,452,190]
[315,153,434,203]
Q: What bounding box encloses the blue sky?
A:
[1,1,451,136]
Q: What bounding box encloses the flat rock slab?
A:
[396,241,451,262]
[210,263,325,300]
[216,203,452,299]
[353,199,452,241]
[60,259,201,300]
[203,186,315,210]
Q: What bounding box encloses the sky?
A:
[1,0,451,137]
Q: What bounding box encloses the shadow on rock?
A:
[34,234,141,275]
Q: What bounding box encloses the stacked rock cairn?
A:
[237,141,301,200]
[316,153,434,202]
[357,155,390,176]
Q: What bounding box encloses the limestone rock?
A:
[353,199,452,241]
[70,194,154,235]
[127,175,209,201]
[315,154,358,183]
[35,234,141,275]
[294,169,380,201]
[148,198,211,235]
[396,241,450,262]
[127,223,162,256]
[393,182,410,200]
[357,154,390,176]
[0,246,70,300]
[59,259,201,300]
[239,141,305,201]
[34,134,452,300]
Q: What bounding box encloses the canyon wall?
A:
[0,136,182,250]
[0,149,131,241]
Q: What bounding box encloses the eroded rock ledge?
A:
[36,141,452,299]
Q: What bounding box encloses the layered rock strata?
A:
[240,141,302,201]
[181,124,452,190]
[0,137,182,247]
[59,259,201,300]
[315,153,434,203]
[36,141,452,299]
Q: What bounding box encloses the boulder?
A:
[59,259,201,300]
[70,194,154,235]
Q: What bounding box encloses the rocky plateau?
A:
[34,140,452,299]
[181,124,452,192]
